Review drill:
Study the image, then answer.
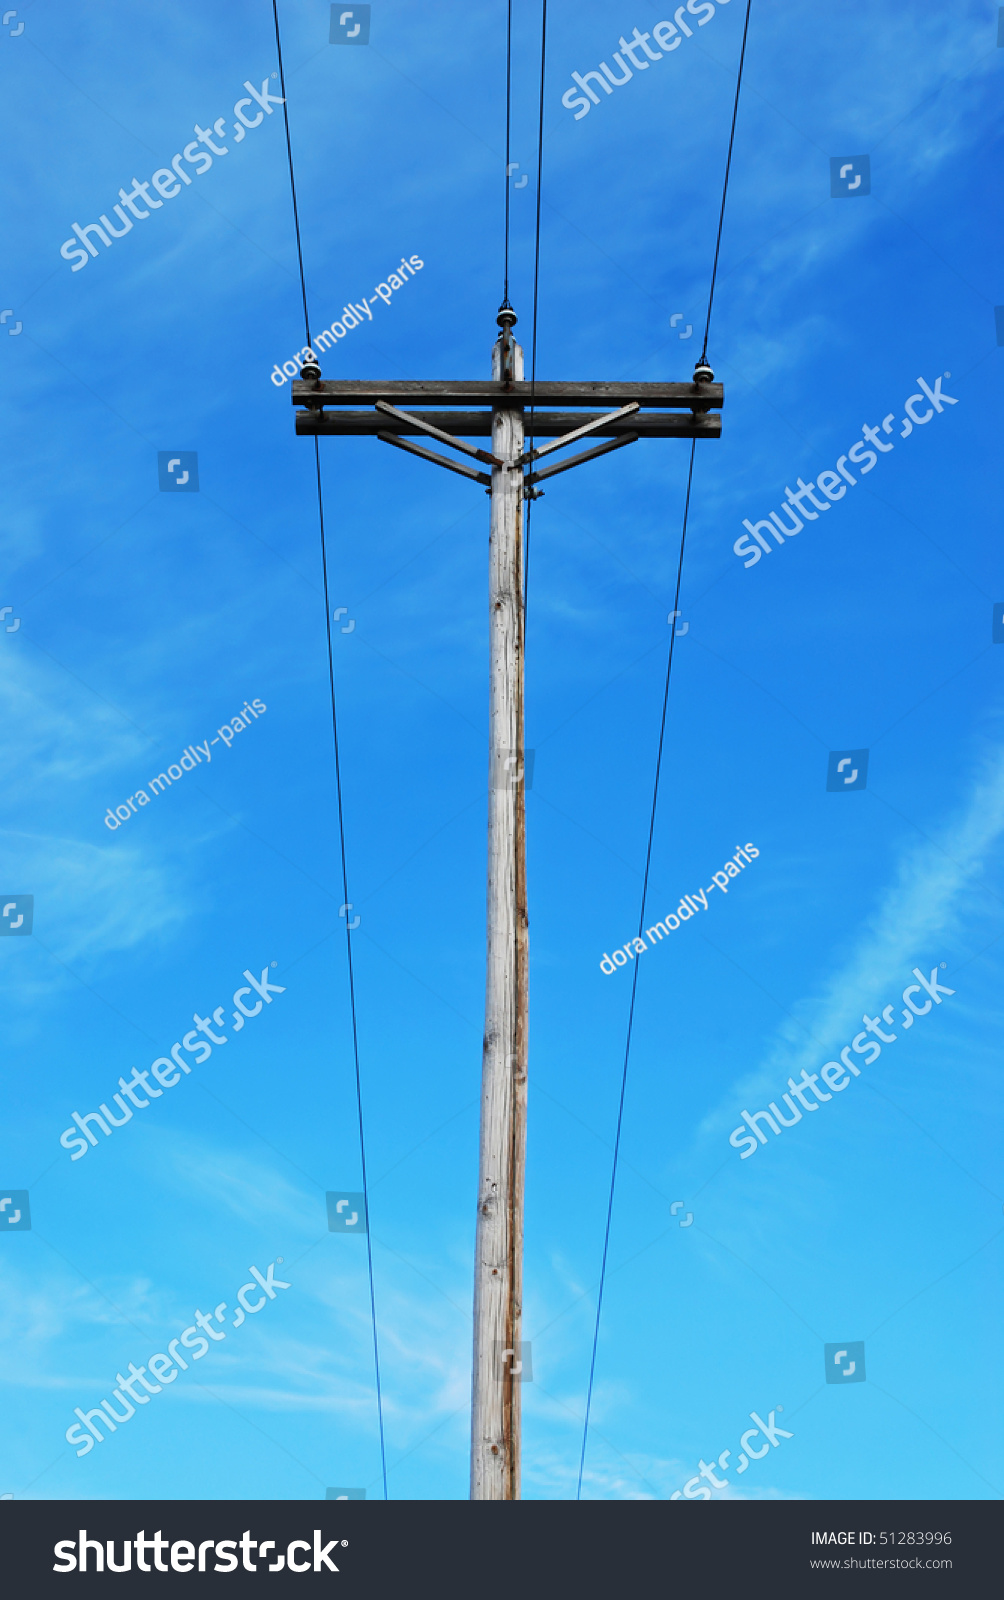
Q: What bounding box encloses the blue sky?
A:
[1,0,1001,1502]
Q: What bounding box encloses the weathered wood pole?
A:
[471,305,528,1500]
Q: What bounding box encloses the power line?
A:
[503,0,513,306]
[700,0,753,363]
[523,0,548,612]
[576,0,753,1500]
[574,442,696,1502]
[271,0,389,1503]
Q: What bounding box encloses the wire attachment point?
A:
[692,359,714,415]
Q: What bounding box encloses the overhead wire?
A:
[574,443,696,1502]
[575,0,753,1501]
[523,0,548,611]
[503,0,513,306]
[700,0,753,362]
[271,0,389,1502]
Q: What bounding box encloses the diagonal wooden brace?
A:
[514,402,640,467]
[526,432,639,484]
[375,400,505,467]
[376,430,492,485]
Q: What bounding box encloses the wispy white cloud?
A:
[162,1136,321,1233]
[0,651,151,796]
[705,737,1004,1127]
[2,828,185,969]
[0,652,191,992]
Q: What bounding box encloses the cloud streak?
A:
[705,736,1004,1132]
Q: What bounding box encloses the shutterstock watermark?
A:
[65,1259,291,1459]
[53,1525,340,1574]
[59,76,284,272]
[562,6,732,120]
[729,965,955,1157]
[103,697,266,830]
[58,965,285,1160]
[671,1405,793,1498]
[270,254,425,386]
[600,843,759,974]
[734,374,958,568]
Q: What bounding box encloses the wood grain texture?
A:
[291,377,723,408]
[296,409,722,439]
[470,328,528,1501]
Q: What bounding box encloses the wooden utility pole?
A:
[471,305,527,1499]
[291,305,722,1500]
